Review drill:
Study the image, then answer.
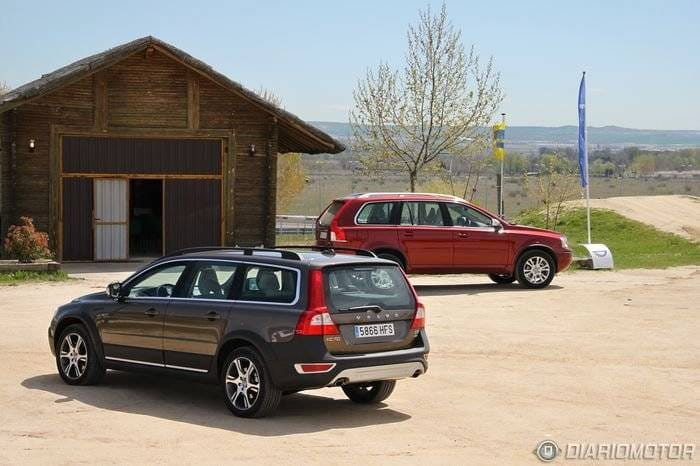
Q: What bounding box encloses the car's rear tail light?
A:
[294,363,336,374]
[411,302,426,330]
[295,269,340,336]
[329,220,347,242]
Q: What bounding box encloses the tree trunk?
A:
[409,171,417,192]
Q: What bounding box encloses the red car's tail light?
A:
[329,219,347,242]
[411,302,426,330]
[295,269,340,336]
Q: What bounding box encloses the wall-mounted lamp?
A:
[28,139,36,153]
[248,144,256,156]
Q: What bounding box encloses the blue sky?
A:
[2,0,698,130]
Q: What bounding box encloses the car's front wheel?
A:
[488,273,516,285]
[56,324,105,385]
[516,250,556,289]
[222,347,281,418]
[342,380,396,404]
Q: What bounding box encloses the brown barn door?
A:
[164,179,221,254]
[62,178,94,261]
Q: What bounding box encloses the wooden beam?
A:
[187,73,200,130]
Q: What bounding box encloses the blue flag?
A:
[578,72,588,187]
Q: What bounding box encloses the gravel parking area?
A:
[1,266,698,464]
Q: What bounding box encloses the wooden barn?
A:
[0,36,343,261]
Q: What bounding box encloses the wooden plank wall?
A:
[3,49,278,250]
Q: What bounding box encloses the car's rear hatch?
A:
[316,200,345,244]
[322,264,422,354]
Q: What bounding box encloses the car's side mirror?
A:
[107,282,123,299]
[492,218,503,232]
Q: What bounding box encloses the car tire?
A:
[515,250,556,289]
[488,273,516,285]
[376,252,405,270]
[56,324,105,386]
[342,380,396,404]
[221,346,281,418]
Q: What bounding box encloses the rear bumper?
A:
[328,361,425,386]
[270,333,429,391]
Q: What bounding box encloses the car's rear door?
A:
[163,261,237,373]
[396,201,453,270]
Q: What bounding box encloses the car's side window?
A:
[186,262,238,300]
[400,202,445,226]
[127,264,187,298]
[356,202,396,225]
[446,203,492,227]
[239,265,297,304]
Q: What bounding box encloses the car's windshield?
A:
[324,265,414,311]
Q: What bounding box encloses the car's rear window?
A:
[324,265,415,311]
[318,201,345,226]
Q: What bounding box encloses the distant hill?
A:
[309,121,700,147]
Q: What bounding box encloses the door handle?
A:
[144,308,159,317]
[458,232,470,238]
[206,311,221,321]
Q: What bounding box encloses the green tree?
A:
[350,3,503,191]
[630,154,656,176]
[257,88,307,212]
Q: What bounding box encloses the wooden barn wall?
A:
[5,48,279,251]
[199,79,275,246]
[12,77,93,240]
[105,51,188,128]
[0,112,13,238]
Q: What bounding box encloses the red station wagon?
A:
[315,193,573,288]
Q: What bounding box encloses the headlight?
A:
[560,236,570,249]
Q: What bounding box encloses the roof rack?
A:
[163,246,302,260]
[275,245,376,258]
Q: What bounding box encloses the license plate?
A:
[319,231,328,239]
[354,323,395,338]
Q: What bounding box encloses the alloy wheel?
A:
[225,357,261,411]
[59,333,88,380]
[523,256,551,284]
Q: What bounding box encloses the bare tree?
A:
[525,154,580,229]
[350,3,503,191]
[0,81,10,96]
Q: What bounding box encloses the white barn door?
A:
[94,178,128,261]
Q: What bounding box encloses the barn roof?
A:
[0,36,345,154]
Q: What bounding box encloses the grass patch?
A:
[0,270,71,285]
[515,207,700,269]
[276,233,315,246]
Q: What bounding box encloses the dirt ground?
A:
[573,194,700,241]
[1,265,698,465]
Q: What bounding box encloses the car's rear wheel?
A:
[222,347,281,418]
[342,380,396,404]
[488,273,516,285]
[56,324,104,385]
[376,252,405,270]
[516,250,556,289]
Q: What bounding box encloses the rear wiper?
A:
[339,305,384,313]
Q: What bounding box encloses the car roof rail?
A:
[277,245,377,258]
[163,246,302,260]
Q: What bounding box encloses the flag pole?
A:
[583,72,591,244]
[499,113,506,217]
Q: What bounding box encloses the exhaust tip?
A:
[334,378,349,386]
[412,370,423,378]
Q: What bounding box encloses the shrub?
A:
[3,217,52,263]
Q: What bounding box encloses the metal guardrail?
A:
[276,215,317,235]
